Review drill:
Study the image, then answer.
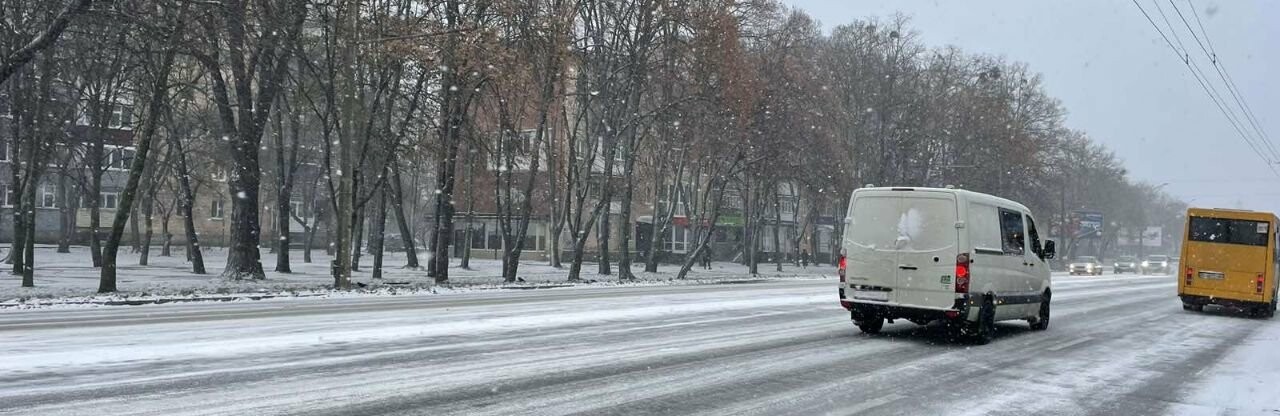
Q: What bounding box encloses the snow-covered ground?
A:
[1,271,1273,415]
[0,246,830,306]
[1173,308,1280,416]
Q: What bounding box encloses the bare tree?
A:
[0,0,92,86]
[100,4,181,293]
[189,0,307,280]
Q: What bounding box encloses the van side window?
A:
[999,208,1025,256]
[1026,215,1043,258]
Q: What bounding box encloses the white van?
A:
[837,187,1055,344]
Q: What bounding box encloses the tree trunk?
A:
[140,193,154,266]
[168,130,205,274]
[617,163,636,280]
[303,215,315,263]
[332,0,358,289]
[370,187,387,279]
[568,237,588,282]
[88,162,102,267]
[351,203,365,271]
[597,208,611,275]
[460,147,475,270]
[102,44,173,293]
[130,206,142,253]
[6,73,22,270]
[161,213,172,257]
[273,101,293,272]
[21,202,34,287]
[56,171,71,253]
[773,193,783,272]
[389,162,418,268]
[677,180,731,280]
[222,139,266,280]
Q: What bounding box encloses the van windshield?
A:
[849,195,956,252]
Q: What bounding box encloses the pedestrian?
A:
[800,249,811,269]
[702,248,712,270]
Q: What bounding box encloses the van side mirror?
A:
[1043,240,1057,260]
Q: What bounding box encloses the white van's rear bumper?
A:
[840,294,975,322]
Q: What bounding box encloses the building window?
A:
[780,198,796,215]
[664,225,690,253]
[100,192,119,210]
[210,199,225,219]
[1,185,11,208]
[107,147,136,170]
[38,185,57,208]
[0,140,8,161]
[289,200,305,218]
[109,104,133,129]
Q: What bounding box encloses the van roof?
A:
[854,187,1032,213]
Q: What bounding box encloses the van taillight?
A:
[1257,273,1265,294]
[955,253,970,293]
[838,255,847,283]
[1185,267,1194,286]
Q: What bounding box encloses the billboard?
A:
[1071,210,1104,239]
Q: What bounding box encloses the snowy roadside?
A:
[0,246,832,309]
[1173,313,1280,416]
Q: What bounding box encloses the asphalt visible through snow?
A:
[0,273,1268,415]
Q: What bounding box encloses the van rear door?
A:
[845,190,959,309]
[892,192,960,309]
[844,194,903,303]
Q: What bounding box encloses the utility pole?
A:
[332,0,359,289]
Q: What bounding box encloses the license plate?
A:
[1198,271,1225,280]
[851,290,889,302]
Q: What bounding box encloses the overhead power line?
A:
[1130,0,1280,177]
[1170,0,1279,161]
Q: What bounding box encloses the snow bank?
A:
[0,246,830,308]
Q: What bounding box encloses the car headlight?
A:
[1142,261,1149,267]
[1114,263,1119,268]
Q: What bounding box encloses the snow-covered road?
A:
[0,274,1274,415]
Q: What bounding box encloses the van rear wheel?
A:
[855,317,884,334]
[1029,291,1051,331]
[970,297,996,345]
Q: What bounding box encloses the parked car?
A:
[837,187,1054,345]
[1142,255,1171,275]
[1113,256,1139,274]
[1069,256,1104,276]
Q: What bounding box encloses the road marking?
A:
[1046,336,1094,352]
[825,393,905,416]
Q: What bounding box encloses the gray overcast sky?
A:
[784,0,1280,213]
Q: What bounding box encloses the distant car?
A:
[1113,256,1139,274]
[1142,255,1171,275]
[1069,256,1104,276]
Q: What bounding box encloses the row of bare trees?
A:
[1,0,1181,292]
